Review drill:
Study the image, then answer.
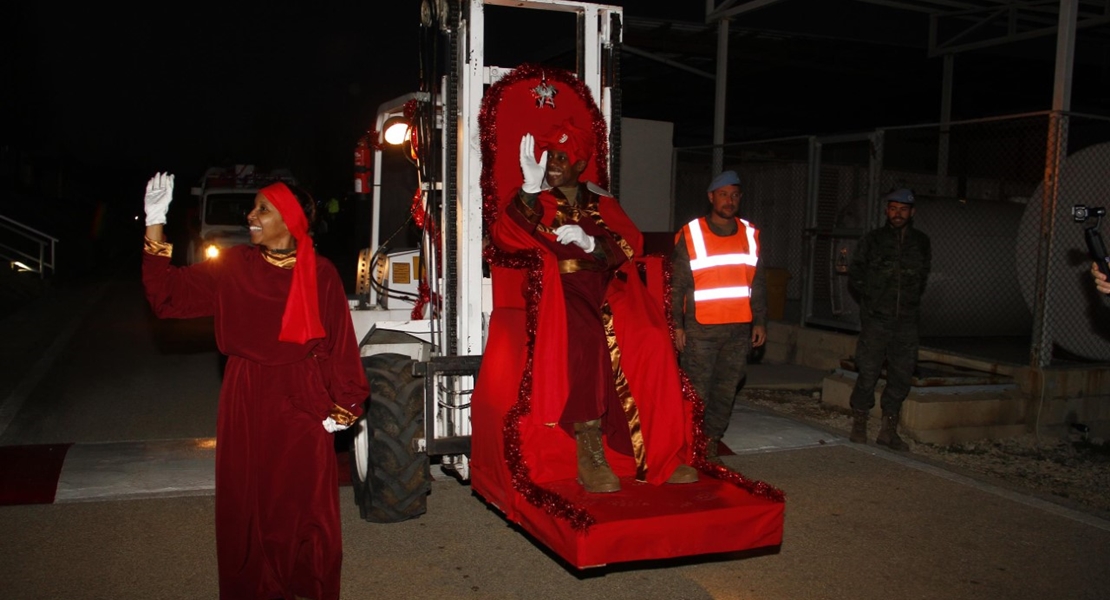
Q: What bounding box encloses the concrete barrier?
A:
[766,321,1110,441]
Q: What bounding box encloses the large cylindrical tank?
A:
[1016,141,1110,361]
[913,196,1032,337]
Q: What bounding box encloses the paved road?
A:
[1,273,1109,599]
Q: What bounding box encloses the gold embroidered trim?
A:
[261,247,297,269]
[328,403,359,427]
[143,237,173,258]
[558,258,606,274]
[603,304,647,481]
[551,187,635,261]
[516,192,543,224]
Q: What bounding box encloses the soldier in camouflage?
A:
[847,188,931,450]
[671,171,767,465]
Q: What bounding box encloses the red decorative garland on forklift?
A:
[660,256,786,502]
[411,181,440,321]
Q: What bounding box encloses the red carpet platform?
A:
[479,474,783,569]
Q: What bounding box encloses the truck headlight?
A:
[205,244,221,259]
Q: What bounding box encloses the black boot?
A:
[849,410,869,444]
[876,412,909,451]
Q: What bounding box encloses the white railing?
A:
[0,214,58,278]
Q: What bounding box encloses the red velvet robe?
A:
[483,184,690,487]
[142,245,367,600]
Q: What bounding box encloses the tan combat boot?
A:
[876,412,909,451]
[667,464,699,484]
[849,410,869,444]
[574,420,621,493]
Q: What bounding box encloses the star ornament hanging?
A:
[531,75,557,109]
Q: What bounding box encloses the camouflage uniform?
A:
[671,220,766,440]
[847,220,931,415]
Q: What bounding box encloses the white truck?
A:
[187,165,297,264]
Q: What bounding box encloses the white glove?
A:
[554,224,596,254]
[519,134,548,194]
[144,172,174,226]
[322,417,349,433]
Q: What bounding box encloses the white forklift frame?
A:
[346,0,622,522]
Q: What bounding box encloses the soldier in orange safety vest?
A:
[670,170,766,465]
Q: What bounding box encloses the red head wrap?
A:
[536,118,594,171]
[260,182,325,344]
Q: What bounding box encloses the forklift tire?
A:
[350,353,430,523]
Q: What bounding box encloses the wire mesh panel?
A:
[673,111,1110,367]
[805,134,877,331]
[1028,114,1110,365]
[879,116,1048,363]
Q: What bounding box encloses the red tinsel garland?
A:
[411,280,431,320]
[410,188,429,229]
[478,64,610,531]
[410,187,440,321]
[481,244,596,531]
[481,64,609,230]
[660,255,786,503]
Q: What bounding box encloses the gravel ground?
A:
[739,388,1110,519]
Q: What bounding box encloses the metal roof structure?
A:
[707,0,1110,56]
[614,0,1110,144]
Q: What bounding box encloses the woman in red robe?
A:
[140,173,368,600]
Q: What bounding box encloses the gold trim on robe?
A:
[558,258,607,274]
[261,247,297,269]
[143,237,173,258]
[603,304,647,481]
[328,403,359,427]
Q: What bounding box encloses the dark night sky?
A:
[5,1,1109,238]
[8,3,424,200]
[7,2,676,199]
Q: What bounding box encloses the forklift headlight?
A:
[383,116,410,146]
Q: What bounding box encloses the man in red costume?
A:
[490,119,698,493]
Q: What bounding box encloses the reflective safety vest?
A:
[679,216,759,324]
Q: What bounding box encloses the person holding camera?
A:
[846,188,931,450]
[1078,204,1110,295]
[1090,261,1110,294]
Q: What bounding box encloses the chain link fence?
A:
[673,111,1110,367]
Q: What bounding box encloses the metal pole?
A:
[370,132,384,307]
[937,53,953,196]
[1051,0,1077,112]
[1031,0,1078,368]
[712,17,729,176]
